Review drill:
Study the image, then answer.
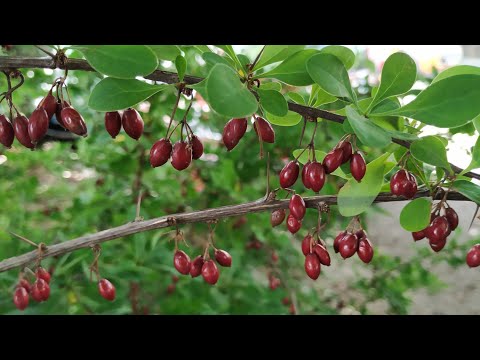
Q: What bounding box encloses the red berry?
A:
[37,91,57,121]
[31,278,50,302]
[313,243,331,266]
[445,208,459,231]
[282,297,291,306]
[270,209,286,227]
[355,229,366,240]
[302,235,313,256]
[61,107,88,137]
[279,161,299,189]
[214,249,232,267]
[28,108,49,144]
[190,135,204,160]
[466,245,480,268]
[269,276,281,290]
[286,214,302,234]
[35,266,51,284]
[357,238,374,263]
[173,250,191,275]
[304,253,321,280]
[18,278,31,293]
[13,115,34,149]
[429,237,447,253]
[334,231,347,254]
[390,170,417,199]
[167,283,176,294]
[172,275,180,283]
[55,100,70,128]
[190,255,205,278]
[306,161,326,193]
[13,287,29,311]
[338,233,358,259]
[412,230,426,241]
[323,148,344,174]
[222,117,247,151]
[105,111,122,138]
[302,161,312,189]
[289,194,306,220]
[339,141,353,164]
[98,278,116,301]
[122,108,144,140]
[0,114,14,148]
[171,141,192,171]
[350,152,366,182]
[254,116,275,143]
[201,260,219,285]
[425,216,450,244]
[150,138,173,168]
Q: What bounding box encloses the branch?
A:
[1,56,477,180]
[0,190,471,273]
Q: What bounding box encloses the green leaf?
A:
[260,82,282,91]
[175,55,187,82]
[260,49,318,86]
[453,180,480,204]
[74,45,158,79]
[432,65,480,84]
[88,78,169,111]
[253,45,305,71]
[148,45,181,61]
[374,75,480,128]
[461,136,480,174]
[370,98,401,115]
[319,45,356,69]
[193,45,211,54]
[286,92,306,105]
[202,52,233,69]
[205,64,258,118]
[387,130,419,141]
[399,198,432,231]
[345,106,391,148]
[410,136,452,172]
[257,89,288,117]
[337,153,390,216]
[265,110,302,127]
[310,84,337,107]
[215,45,242,69]
[368,52,416,111]
[306,53,356,103]
[292,149,349,179]
[237,54,251,71]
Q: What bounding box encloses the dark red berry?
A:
[167,283,176,294]
[31,278,50,302]
[201,260,219,285]
[402,176,418,199]
[445,208,459,231]
[28,108,49,144]
[254,116,275,143]
[13,287,29,311]
[190,135,204,160]
[98,278,116,301]
[306,161,326,193]
[286,214,302,234]
[334,231,347,254]
[412,230,426,241]
[0,114,14,148]
[13,115,34,149]
[61,107,88,137]
[190,255,205,278]
[18,278,31,293]
[357,238,374,263]
[425,216,450,244]
[466,245,480,268]
[302,235,313,256]
[282,297,291,306]
[173,250,191,275]
[122,108,144,140]
[270,209,286,227]
[390,169,417,199]
[323,148,344,174]
[355,229,366,240]
[223,117,247,151]
[339,141,353,164]
[289,194,306,220]
[304,253,321,280]
[150,138,172,168]
[269,276,281,290]
[429,237,447,252]
[172,275,180,283]
[171,141,192,171]
[37,90,57,120]
[105,111,122,138]
[35,266,51,284]
[313,243,331,266]
[350,152,366,182]
[55,100,70,128]
[279,161,299,189]
[215,249,232,267]
[302,161,312,189]
[338,233,358,259]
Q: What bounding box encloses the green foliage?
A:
[345,106,391,148]
[410,136,452,173]
[400,198,431,231]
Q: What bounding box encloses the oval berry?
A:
[190,255,205,278]
[286,214,302,234]
[357,238,374,263]
[55,100,70,128]
[254,117,275,143]
[171,141,192,171]
[412,230,426,241]
[269,276,281,290]
[350,152,366,182]
[201,260,219,285]
[425,216,450,244]
[302,161,312,189]
[466,245,480,268]
[289,194,306,220]
[38,91,57,120]
[13,287,29,311]
[35,266,51,284]
[190,135,204,160]
[28,108,49,144]
[279,161,299,189]
[98,278,116,301]
[215,249,232,267]
[304,253,321,280]
[390,170,409,196]
[306,161,326,193]
[302,235,313,256]
[313,243,331,266]
[150,138,173,168]
[61,107,88,136]
[270,209,286,227]
[0,114,14,148]
[13,115,34,149]
[334,231,347,254]
[445,207,459,231]
[222,117,247,151]
[18,278,31,293]
[122,108,144,140]
[323,148,344,174]
[429,237,447,253]
[340,141,353,164]
[31,278,50,302]
[338,233,358,259]
[173,250,191,275]
[105,111,122,139]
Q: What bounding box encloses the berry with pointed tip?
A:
[334,231,347,254]
[306,161,326,192]
[445,207,459,231]
[270,209,286,227]
[323,148,344,174]
[339,141,353,164]
[289,194,306,220]
[412,230,426,241]
[279,161,299,189]
[201,260,219,285]
[35,266,51,284]
[0,114,14,148]
[425,216,450,244]
[18,279,31,293]
[357,238,374,263]
[355,229,366,240]
[190,255,204,278]
[173,250,191,275]
[190,135,204,160]
[13,115,34,149]
[98,278,116,301]
[122,108,144,140]
[429,237,447,253]
[31,278,50,302]
[466,245,480,268]
[286,214,302,234]
[13,287,29,311]
[55,100,70,128]
[28,108,49,144]
[104,111,122,139]
[302,161,312,189]
[171,141,192,171]
[302,235,313,256]
[150,138,172,168]
[223,117,247,151]
[215,249,232,267]
[254,116,275,143]
[313,244,331,266]
[38,91,57,120]
[60,106,88,137]
[350,152,366,182]
[304,253,321,280]
[338,233,358,259]
[390,169,417,199]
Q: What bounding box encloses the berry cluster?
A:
[222,116,275,152]
[105,109,144,140]
[301,234,331,280]
[390,169,418,199]
[13,266,51,311]
[334,227,374,263]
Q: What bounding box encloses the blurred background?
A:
[0,45,478,314]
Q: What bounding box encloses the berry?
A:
[304,253,321,280]
[425,216,450,244]
[269,276,281,290]
[313,244,331,266]
[105,111,122,139]
[35,266,51,284]
[339,141,353,164]
[190,255,205,278]
[13,287,29,311]
[61,107,88,137]
[31,278,50,302]
[323,148,344,174]
[214,249,232,267]
[98,278,116,301]
[28,108,49,144]
[306,161,326,193]
[302,235,313,256]
[122,108,144,140]
[150,138,173,168]
[445,208,459,231]
[350,152,366,182]
[429,237,447,253]
[357,238,374,263]
[172,275,180,283]
[18,278,31,293]
[37,90,57,121]
[355,229,366,240]
[0,114,14,148]
[173,250,191,275]
[412,230,426,241]
[171,141,192,171]
[334,231,346,254]
[254,117,275,143]
[282,297,291,306]
[190,135,204,160]
[13,115,34,149]
[338,233,358,259]
[286,214,302,234]
[55,100,70,128]
[302,161,312,189]
[270,209,286,227]
[466,245,480,268]
[167,283,176,294]
[289,194,306,220]
[201,260,219,285]
[279,161,299,189]
[390,169,417,199]
[222,117,247,151]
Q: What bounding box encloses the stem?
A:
[250,45,266,71]
[165,88,182,138]
[9,232,38,248]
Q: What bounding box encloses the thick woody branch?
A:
[0,190,471,273]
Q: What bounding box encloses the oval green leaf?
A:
[253,45,305,71]
[260,82,282,91]
[202,52,233,69]
[286,92,306,105]
[148,45,181,61]
[345,106,391,148]
[319,45,356,69]
[265,110,302,127]
[175,55,187,82]
[432,65,480,84]
[453,180,480,204]
[257,89,288,117]
[399,198,432,231]
[410,136,452,172]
